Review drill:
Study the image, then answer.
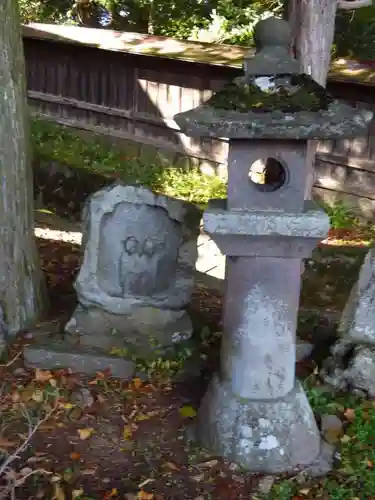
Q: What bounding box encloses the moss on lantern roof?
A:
[208,74,333,114]
[174,17,374,140]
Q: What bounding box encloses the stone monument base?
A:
[22,319,204,381]
[23,336,136,379]
[65,304,193,355]
[194,374,321,473]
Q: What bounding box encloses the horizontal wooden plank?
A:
[22,23,247,69]
[313,186,375,220]
[28,90,181,130]
[22,24,375,87]
[30,109,227,168]
[315,159,375,200]
[316,152,375,173]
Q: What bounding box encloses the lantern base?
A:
[194,374,320,473]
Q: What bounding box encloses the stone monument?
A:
[174,16,373,473]
[322,246,375,398]
[24,183,201,378]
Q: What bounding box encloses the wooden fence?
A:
[22,23,375,218]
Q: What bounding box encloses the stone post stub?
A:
[24,183,201,378]
[174,15,373,473]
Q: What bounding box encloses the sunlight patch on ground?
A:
[34,225,371,251]
[321,237,371,247]
[34,227,83,245]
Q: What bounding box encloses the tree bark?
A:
[287,0,369,199]
[0,0,47,336]
[287,0,338,200]
[288,0,337,86]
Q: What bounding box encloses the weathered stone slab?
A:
[195,375,321,473]
[24,341,136,379]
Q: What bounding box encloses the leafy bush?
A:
[334,6,375,61]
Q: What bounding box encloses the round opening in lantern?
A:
[248,158,287,192]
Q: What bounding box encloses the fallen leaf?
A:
[179,405,197,418]
[68,407,83,421]
[52,483,66,500]
[299,488,311,496]
[199,459,219,469]
[323,427,343,444]
[344,408,356,422]
[340,434,352,443]
[77,427,95,440]
[192,473,205,482]
[162,461,180,472]
[69,452,81,461]
[81,467,97,475]
[50,474,62,483]
[62,402,74,410]
[72,489,84,500]
[35,369,53,382]
[212,477,238,500]
[104,488,119,499]
[139,479,155,488]
[32,389,45,403]
[137,491,154,500]
[0,436,17,448]
[11,391,21,402]
[132,377,143,389]
[97,393,107,404]
[123,425,136,440]
[39,423,58,431]
[136,411,158,421]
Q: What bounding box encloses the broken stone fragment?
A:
[322,245,375,397]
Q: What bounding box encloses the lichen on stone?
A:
[208,74,333,114]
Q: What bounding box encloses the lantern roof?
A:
[174,17,373,140]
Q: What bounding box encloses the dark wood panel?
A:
[315,159,375,200]
[23,33,375,217]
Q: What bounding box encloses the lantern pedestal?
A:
[196,376,319,473]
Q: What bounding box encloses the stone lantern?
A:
[174,17,373,473]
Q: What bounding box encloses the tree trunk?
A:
[288,0,337,86]
[287,0,338,200]
[0,0,47,336]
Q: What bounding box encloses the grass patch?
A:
[30,118,227,206]
[320,200,375,238]
[30,118,375,239]
[267,378,375,500]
